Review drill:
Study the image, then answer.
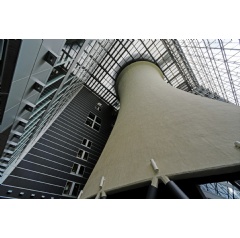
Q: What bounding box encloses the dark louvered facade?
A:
[0,86,116,198]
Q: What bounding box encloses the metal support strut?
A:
[146,177,158,199]
[165,180,189,199]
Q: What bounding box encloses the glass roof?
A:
[73,39,240,109]
[179,39,240,106]
[200,181,240,199]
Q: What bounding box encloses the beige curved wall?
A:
[81,61,240,198]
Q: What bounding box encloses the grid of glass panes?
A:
[200,181,240,199]
[74,39,213,110]
[179,39,240,106]
[85,112,101,131]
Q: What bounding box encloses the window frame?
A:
[71,163,85,177]
[63,181,82,197]
[85,112,101,132]
[95,102,102,111]
[81,138,92,148]
[77,149,89,161]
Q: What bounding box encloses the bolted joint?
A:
[99,176,105,188]
[150,159,159,173]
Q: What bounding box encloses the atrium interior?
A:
[0,39,240,199]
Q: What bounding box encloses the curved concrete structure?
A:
[81,61,240,198]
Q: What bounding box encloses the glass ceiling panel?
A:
[179,39,240,106]
[69,39,240,109]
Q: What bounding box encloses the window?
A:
[63,181,72,195]
[71,163,85,177]
[95,102,102,111]
[63,181,82,197]
[83,152,88,160]
[71,163,78,173]
[93,123,100,131]
[82,138,87,146]
[72,183,81,197]
[77,149,83,158]
[82,138,92,148]
[78,166,85,176]
[95,117,101,124]
[86,118,93,127]
[85,112,101,131]
[77,149,89,161]
[89,112,95,120]
[87,141,92,148]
